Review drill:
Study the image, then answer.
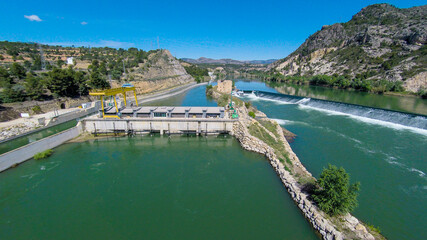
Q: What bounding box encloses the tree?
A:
[74,70,89,96]
[1,83,26,103]
[0,66,13,87]
[57,59,65,68]
[23,60,32,70]
[312,164,360,216]
[10,63,26,79]
[25,73,44,100]
[89,70,110,89]
[46,67,80,97]
[31,55,42,70]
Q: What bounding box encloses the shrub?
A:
[32,105,42,114]
[313,164,360,216]
[248,111,256,118]
[34,149,53,160]
[417,88,427,99]
[244,101,251,109]
[367,224,381,234]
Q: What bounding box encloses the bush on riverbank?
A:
[313,164,360,216]
[251,70,410,95]
[34,149,53,160]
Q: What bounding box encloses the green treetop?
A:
[313,164,360,216]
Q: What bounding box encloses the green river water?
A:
[236,80,427,240]
[0,136,318,239]
[1,82,426,239]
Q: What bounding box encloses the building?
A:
[66,57,74,65]
[217,80,232,93]
[102,106,225,119]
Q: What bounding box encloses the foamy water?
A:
[242,92,427,136]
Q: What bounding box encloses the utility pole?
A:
[38,43,46,70]
[122,59,126,80]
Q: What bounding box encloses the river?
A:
[0,85,318,240]
[1,81,425,239]
[235,80,427,240]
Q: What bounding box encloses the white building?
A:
[66,57,74,65]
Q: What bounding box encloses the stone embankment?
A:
[0,121,40,141]
[220,89,378,239]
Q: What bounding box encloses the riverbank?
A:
[207,86,383,240]
[136,82,207,103]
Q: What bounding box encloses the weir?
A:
[244,90,427,130]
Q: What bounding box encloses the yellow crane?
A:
[89,86,138,118]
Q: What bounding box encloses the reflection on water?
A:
[267,82,427,116]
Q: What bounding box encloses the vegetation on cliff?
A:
[182,64,209,83]
[252,70,406,94]
[0,41,158,103]
[0,41,197,103]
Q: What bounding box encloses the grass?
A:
[33,149,53,160]
[248,122,276,146]
[259,119,281,139]
[248,122,293,173]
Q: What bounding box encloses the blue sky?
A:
[0,0,425,60]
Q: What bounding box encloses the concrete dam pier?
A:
[83,106,237,135]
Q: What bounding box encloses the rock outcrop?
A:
[114,50,194,94]
[268,3,427,92]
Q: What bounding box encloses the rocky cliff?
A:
[112,50,194,94]
[268,4,426,92]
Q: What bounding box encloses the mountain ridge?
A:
[182,57,277,65]
[268,3,427,93]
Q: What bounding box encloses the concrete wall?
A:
[83,118,235,134]
[45,102,100,127]
[0,123,83,172]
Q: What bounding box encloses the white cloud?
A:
[24,15,42,22]
[81,21,88,25]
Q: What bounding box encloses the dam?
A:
[85,106,235,135]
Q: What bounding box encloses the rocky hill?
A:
[112,50,194,94]
[182,57,277,65]
[268,4,426,93]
